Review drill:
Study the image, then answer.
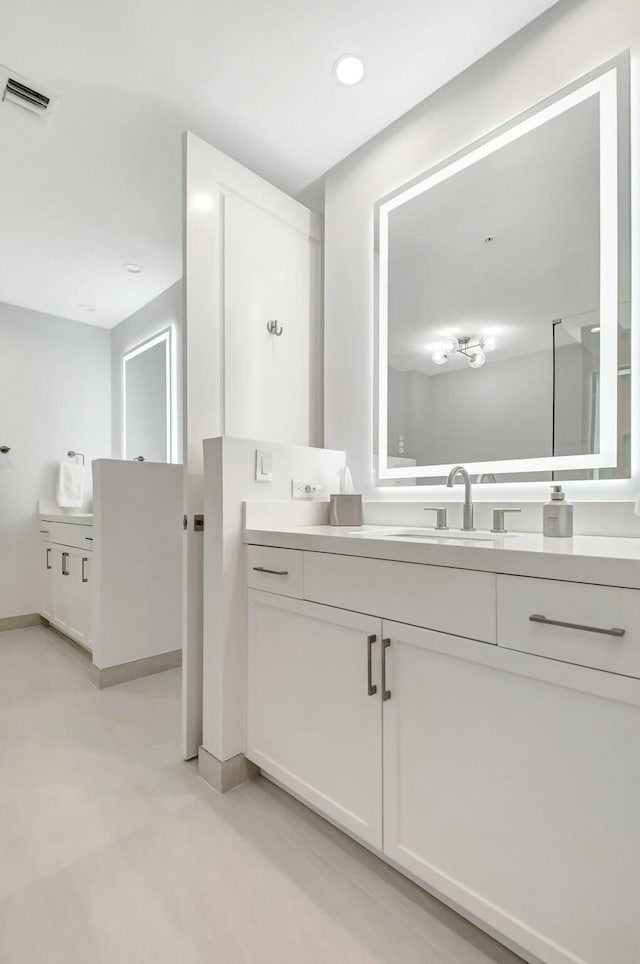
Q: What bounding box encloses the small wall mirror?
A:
[376,63,629,485]
[122,328,175,463]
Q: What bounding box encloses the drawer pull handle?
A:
[367,634,377,696]
[381,638,391,702]
[82,557,88,583]
[61,551,69,576]
[46,547,52,571]
[85,536,94,541]
[529,614,626,638]
[39,529,50,534]
[253,566,289,576]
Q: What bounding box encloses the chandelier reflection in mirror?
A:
[431,334,499,369]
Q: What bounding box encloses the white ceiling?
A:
[0,0,558,328]
[388,94,602,375]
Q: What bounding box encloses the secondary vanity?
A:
[233,56,639,964]
[39,509,94,651]
[37,458,183,686]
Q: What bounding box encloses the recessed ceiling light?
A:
[79,303,95,311]
[334,55,365,86]
[123,263,142,274]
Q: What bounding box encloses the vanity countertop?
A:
[244,524,640,589]
[39,512,93,525]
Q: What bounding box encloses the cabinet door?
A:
[248,591,382,847]
[65,551,92,651]
[40,543,54,621]
[382,619,640,964]
[49,547,70,633]
[48,547,92,651]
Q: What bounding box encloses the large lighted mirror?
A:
[376,63,630,485]
[122,328,176,463]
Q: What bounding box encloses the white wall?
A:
[92,459,182,669]
[324,0,640,504]
[390,350,554,467]
[0,302,110,619]
[110,280,183,461]
[202,437,345,763]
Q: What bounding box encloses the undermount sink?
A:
[349,527,518,544]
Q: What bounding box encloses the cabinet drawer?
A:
[247,546,303,598]
[497,575,640,678]
[42,521,94,551]
[304,552,496,643]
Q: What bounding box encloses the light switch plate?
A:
[255,449,273,483]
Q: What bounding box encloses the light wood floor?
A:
[0,626,524,963]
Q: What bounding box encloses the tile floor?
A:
[0,626,524,963]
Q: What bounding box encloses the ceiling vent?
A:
[0,68,55,117]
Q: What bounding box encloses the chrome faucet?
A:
[446,465,474,531]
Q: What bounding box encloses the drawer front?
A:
[42,521,94,552]
[497,575,640,678]
[247,546,303,599]
[304,552,496,643]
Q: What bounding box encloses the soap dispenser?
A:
[543,485,573,538]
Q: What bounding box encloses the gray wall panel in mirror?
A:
[375,57,630,487]
[122,327,176,463]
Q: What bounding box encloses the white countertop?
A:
[244,524,640,589]
[39,512,93,525]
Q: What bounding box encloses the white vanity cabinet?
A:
[39,521,93,652]
[247,590,383,847]
[245,542,640,964]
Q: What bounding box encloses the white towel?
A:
[57,462,84,508]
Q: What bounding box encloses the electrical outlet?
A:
[292,479,323,499]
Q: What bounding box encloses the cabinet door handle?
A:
[61,551,69,576]
[252,566,289,576]
[529,614,625,638]
[381,637,391,702]
[82,557,88,583]
[367,634,377,696]
[46,548,52,571]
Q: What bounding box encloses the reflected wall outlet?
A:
[292,480,323,499]
[255,449,273,482]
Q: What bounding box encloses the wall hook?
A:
[267,319,283,336]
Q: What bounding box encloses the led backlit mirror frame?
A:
[122,327,177,463]
[375,67,621,483]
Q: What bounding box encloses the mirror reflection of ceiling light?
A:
[431,334,497,369]
[467,348,486,368]
[334,55,365,85]
[591,326,601,333]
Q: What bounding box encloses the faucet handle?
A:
[424,507,449,530]
[491,507,521,534]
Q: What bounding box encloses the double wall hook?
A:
[266,319,283,336]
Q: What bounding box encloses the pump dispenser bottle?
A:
[543,485,573,538]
